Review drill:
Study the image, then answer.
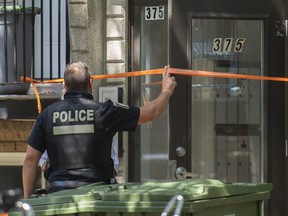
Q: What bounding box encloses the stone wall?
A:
[68,0,104,100]
[106,0,129,183]
[68,0,129,182]
[68,0,128,94]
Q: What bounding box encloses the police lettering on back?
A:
[53,109,94,123]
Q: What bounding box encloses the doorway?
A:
[130,1,286,215]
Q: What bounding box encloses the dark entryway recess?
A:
[130,0,287,216]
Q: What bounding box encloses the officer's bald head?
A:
[64,61,91,91]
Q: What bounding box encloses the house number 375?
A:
[213,38,246,52]
[145,6,164,20]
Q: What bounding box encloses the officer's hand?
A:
[162,66,177,95]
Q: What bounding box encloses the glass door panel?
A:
[191,18,264,183]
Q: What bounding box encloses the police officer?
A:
[22,62,177,199]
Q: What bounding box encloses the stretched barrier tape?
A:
[21,69,164,84]
[21,67,288,113]
[22,68,288,84]
[170,68,288,82]
[31,82,42,113]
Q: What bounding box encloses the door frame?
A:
[285,5,288,216]
[128,0,169,182]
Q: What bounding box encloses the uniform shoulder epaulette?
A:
[113,102,129,109]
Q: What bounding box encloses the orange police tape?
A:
[21,67,288,113]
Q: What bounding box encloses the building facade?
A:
[0,0,288,215]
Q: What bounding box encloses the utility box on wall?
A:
[99,86,123,103]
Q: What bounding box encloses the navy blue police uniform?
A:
[28,89,140,192]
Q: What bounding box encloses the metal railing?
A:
[0,0,70,88]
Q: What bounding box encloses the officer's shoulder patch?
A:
[113,102,129,109]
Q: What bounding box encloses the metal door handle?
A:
[176,146,186,157]
[175,167,198,179]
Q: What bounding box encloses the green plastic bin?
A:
[8,179,272,216]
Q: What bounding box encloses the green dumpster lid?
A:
[8,179,273,215]
[24,182,113,205]
[102,179,273,202]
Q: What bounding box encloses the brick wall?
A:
[0,120,34,153]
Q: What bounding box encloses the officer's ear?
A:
[87,79,92,93]
[63,81,68,90]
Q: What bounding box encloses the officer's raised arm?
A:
[138,66,177,125]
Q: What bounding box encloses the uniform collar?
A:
[64,89,94,100]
